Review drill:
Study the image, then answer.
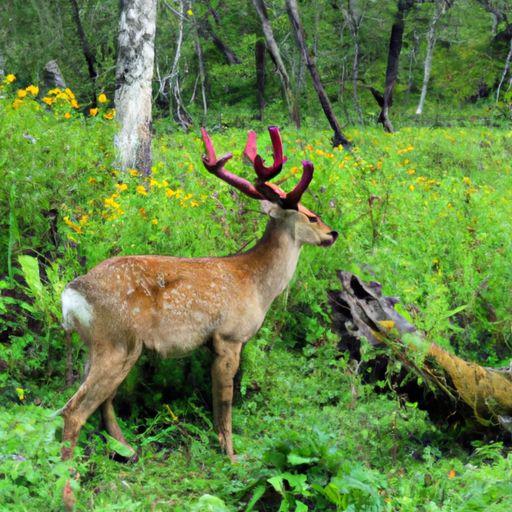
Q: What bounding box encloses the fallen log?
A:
[328,271,512,434]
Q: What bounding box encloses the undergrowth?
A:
[1,80,512,510]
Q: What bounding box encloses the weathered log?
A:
[329,271,512,433]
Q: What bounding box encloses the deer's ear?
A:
[261,200,284,218]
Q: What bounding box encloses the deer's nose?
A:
[329,231,339,242]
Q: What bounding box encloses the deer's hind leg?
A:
[61,340,142,461]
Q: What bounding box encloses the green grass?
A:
[1,84,512,510]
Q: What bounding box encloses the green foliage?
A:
[0,405,81,510]
[1,82,512,510]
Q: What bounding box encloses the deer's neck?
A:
[240,218,301,310]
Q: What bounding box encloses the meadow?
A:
[1,80,512,511]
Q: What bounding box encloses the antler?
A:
[201,128,262,200]
[201,126,314,209]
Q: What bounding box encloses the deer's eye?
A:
[308,217,318,223]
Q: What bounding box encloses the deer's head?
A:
[201,126,338,248]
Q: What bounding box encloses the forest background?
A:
[1,0,512,511]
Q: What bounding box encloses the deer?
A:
[59,126,338,465]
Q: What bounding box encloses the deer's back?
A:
[62,255,263,357]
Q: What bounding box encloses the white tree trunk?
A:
[496,37,512,102]
[115,0,157,175]
[416,1,445,115]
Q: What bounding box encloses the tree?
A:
[251,0,301,127]
[285,0,351,148]
[378,0,415,132]
[338,0,367,124]
[416,0,453,115]
[115,0,157,175]
[68,0,98,106]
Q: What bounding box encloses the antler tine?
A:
[281,161,314,208]
[201,128,263,200]
[244,126,287,182]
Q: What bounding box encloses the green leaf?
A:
[103,432,135,458]
[245,484,266,512]
[441,304,468,319]
[191,494,230,512]
[287,453,319,466]
[18,255,44,300]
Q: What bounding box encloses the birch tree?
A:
[115,0,157,175]
[339,0,366,124]
[416,0,452,115]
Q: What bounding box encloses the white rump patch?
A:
[61,288,93,331]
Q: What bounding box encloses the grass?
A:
[1,81,512,510]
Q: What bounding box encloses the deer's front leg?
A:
[211,334,242,461]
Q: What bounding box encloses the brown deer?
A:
[60,126,338,463]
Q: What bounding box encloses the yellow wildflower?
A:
[12,99,23,109]
[98,93,108,103]
[291,166,299,175]
[165,188,175,198]
[88,177,98,184]
[103,109,115,120]
[16,387,25,401]
[409,184,415,192]
[190,200,200,207]
[48,88,61,95]
[116,183,128,192]
[63,216,82,233]
[187,8,194,15]
[104,196,121,209]
[462,176,471,185]
[89,107,98,117]
[71,99,79,109]
[151,218,158,225]
[79,215,89,225]
[406,169,416,175]
[149,178,160,188]
[26,85,39,96]
[42,97,54,106]
[17,89,27,98]
[136,185,148,196]
[5,74,16,84]
[64,112,71,119]
[65,87,75,99]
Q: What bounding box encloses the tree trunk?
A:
[193,18,208,121]
[169,0,193,130]
[339,1,364,124]
[255,39,266,121]
[496,36,512,102]
[115,0,157,175]
[378,0,414,133]
[416,1,447,115]
[251,0,300,128]
[197,3,241,65]
[329,271,512,434]
[286,0,351,149]
[68,0,98,106]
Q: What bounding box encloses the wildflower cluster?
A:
[12,83,40,109]
[89,92,115,120]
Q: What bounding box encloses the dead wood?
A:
[329,271,512,434]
